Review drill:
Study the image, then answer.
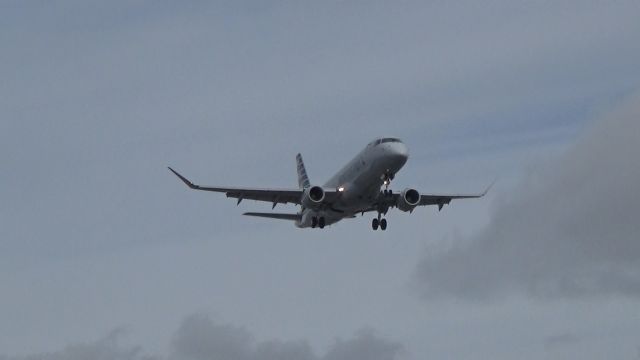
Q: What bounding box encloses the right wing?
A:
[168,167,338,206]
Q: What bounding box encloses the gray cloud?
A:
[415,93,640,300]
[323,328,402,360]
[169,314,315,360]
[170,314,402,360]
[0,329,158,360]
[1,315,402,360]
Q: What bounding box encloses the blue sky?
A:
[1,1,640,359]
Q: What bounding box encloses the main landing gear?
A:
[311,216,325,229]
[372,213,387,231]
[371,188,392,231]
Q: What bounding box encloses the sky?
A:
[1,1,640,359]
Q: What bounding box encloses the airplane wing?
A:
[168,167,338,207]
[243,212,300,221]
[375,182,494,211]
[417,193,484,210]
[411,182,494,210]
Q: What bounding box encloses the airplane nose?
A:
[389,142,409,163]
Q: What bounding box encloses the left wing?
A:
[168,167,338,207]
[417,192,487,210]
[414,181,494,210]
[381,182,494,211]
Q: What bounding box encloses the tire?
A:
[372,218,379,230]
[319,217,325,229]
[380,218,387,231]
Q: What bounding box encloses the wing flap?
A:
[243,212,300,221]
[418,181,494,206]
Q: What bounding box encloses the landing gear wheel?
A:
[311,217,318,228]
[372,218,379,230]
[319,217,326,229]
[380,218,387,231]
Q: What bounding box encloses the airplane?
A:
[168,137,491,230]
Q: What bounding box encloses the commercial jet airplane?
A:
[169,137,490,230]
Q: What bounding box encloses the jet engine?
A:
[396,188,421,212]
[301,185,325,209]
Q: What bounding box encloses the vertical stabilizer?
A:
[296,153,311,189]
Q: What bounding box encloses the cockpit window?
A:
[369,138,401,146]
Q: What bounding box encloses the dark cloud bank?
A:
[0,315,402,360]
[416,94,640,300]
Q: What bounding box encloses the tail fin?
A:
[296,153,311,189]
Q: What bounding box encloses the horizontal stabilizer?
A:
[243,212,300,221]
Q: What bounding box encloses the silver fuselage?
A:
[296,140,408,228]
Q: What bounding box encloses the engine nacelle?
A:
[396,188,421,212]
[301,185,325,209]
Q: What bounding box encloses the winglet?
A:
[168,167,197,189]
[480,179,496,197]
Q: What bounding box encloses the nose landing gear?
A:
[381,170,395,190]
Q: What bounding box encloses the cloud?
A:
[170,314,402,360]
[323,328,402,360]
[169,314,315,360]
[1,315,402,360]
[415,93,640,300]
[0,329,158,360]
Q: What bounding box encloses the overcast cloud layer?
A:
[2,1,640,359]
[416,94,640,300]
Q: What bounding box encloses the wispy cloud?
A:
[414,93,640,300]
